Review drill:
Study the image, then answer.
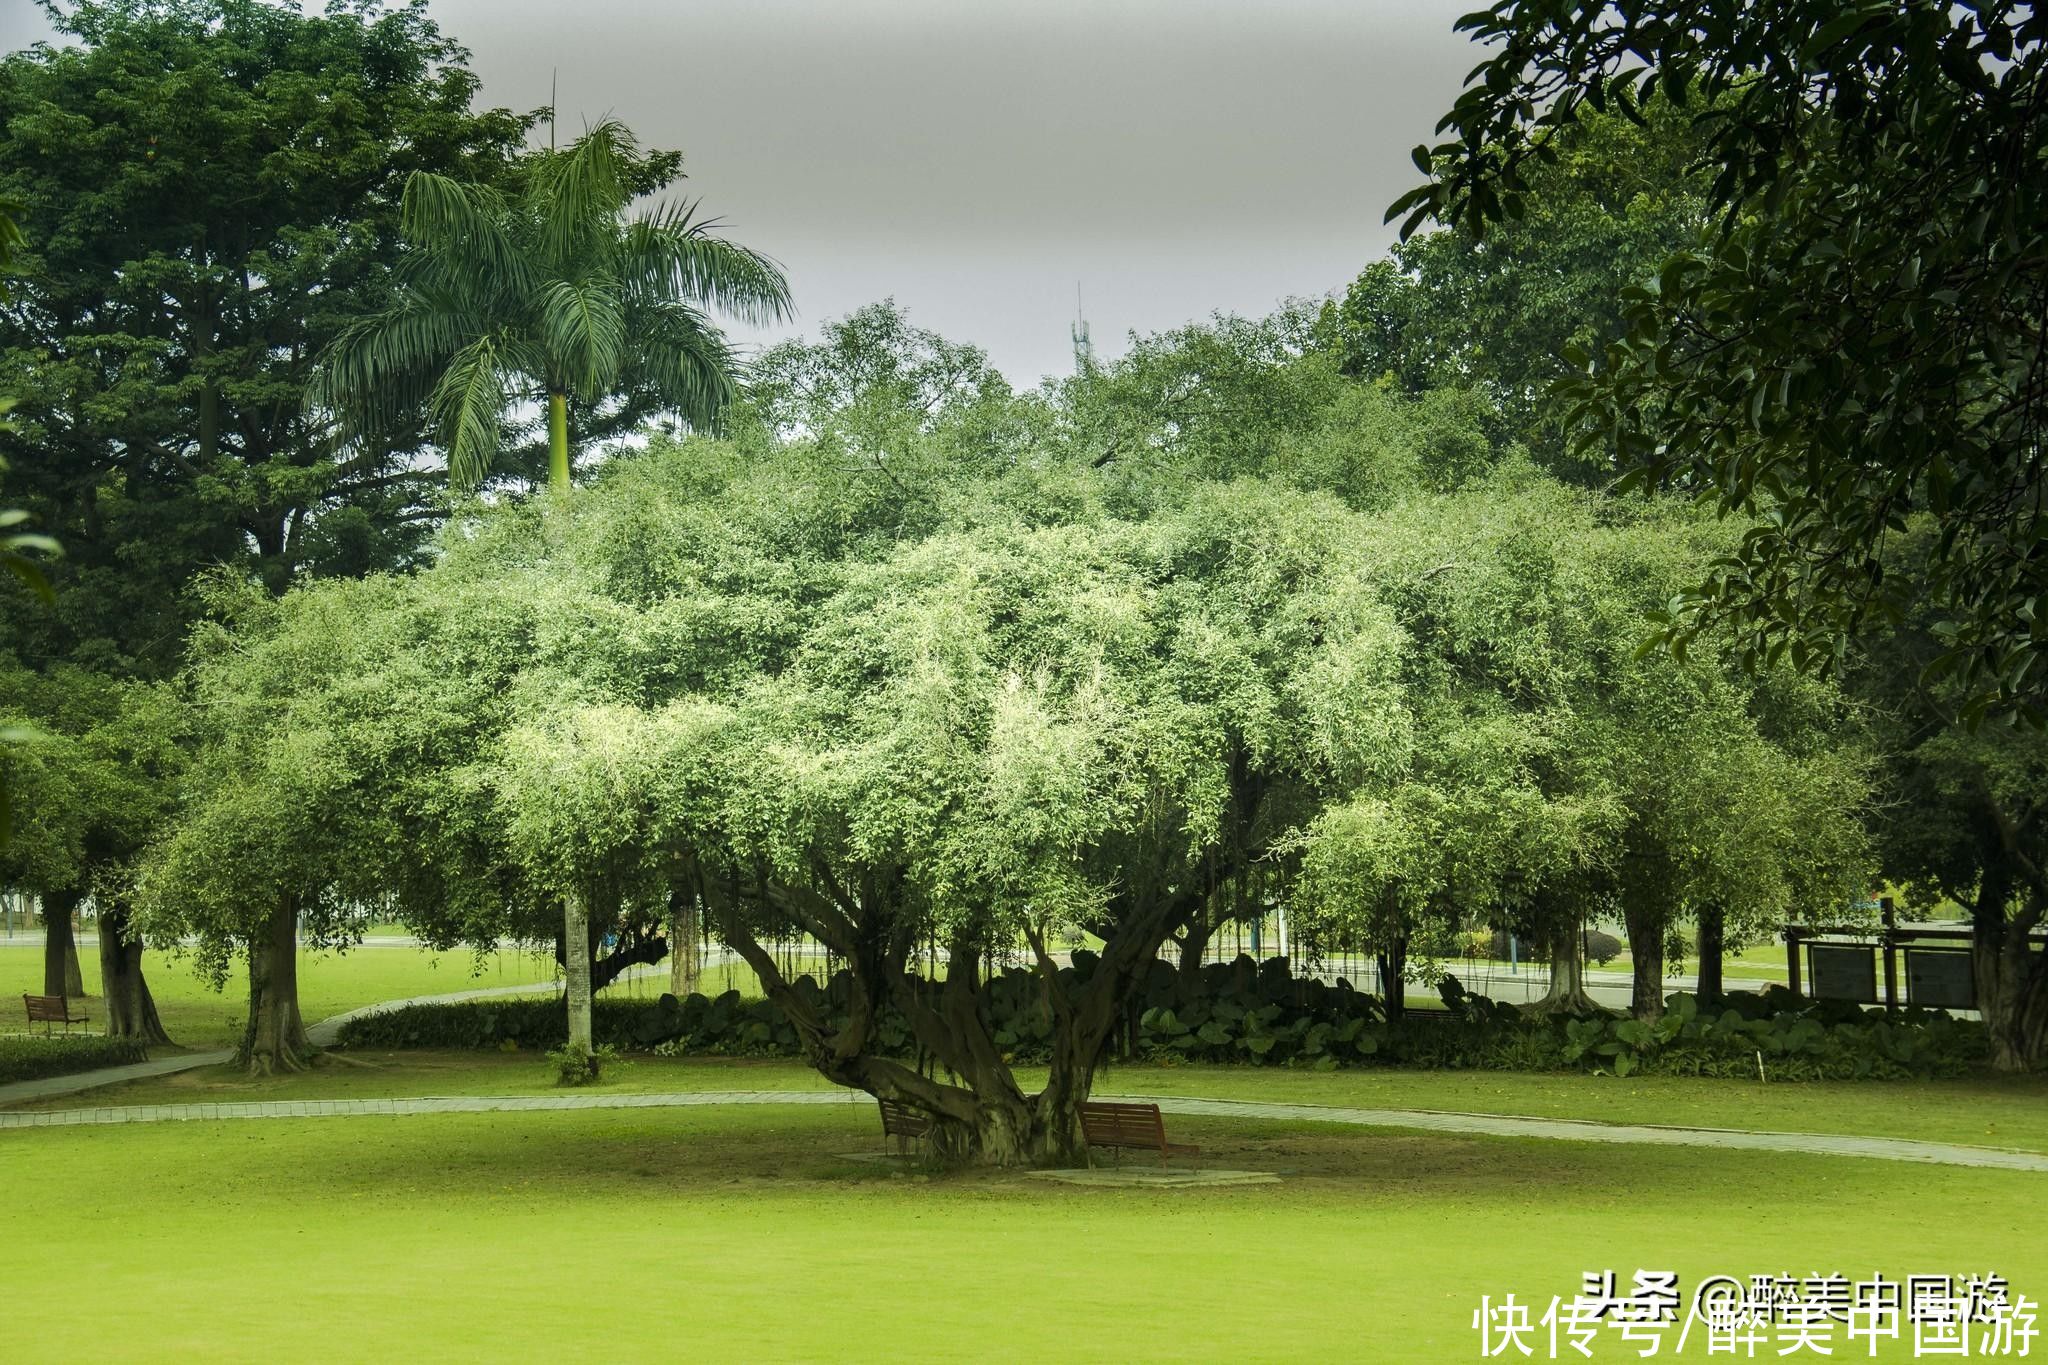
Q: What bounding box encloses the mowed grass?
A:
[15,1050,2048,1156]
[0,943,762,1051]
[1,1101,2039,1362]
[0,942,567,1049]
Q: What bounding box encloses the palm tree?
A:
[315,119,791,495]
[314,126,787,1050]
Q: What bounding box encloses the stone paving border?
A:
[1114,1095,2048,1173]
[3,1084,2043,1173]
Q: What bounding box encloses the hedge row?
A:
[335,954,1987,1081]
[0,1034,151,1085]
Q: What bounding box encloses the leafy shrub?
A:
[0,1034,150,1085]
[334,958,1987,1082]
[545,1042,619,1086]
[1538,991,1984,1080]
[1481,928,1621,964]
[1581,930,1623,965]
[336,996,669,1051]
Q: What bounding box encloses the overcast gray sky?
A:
[3,0,1480,383]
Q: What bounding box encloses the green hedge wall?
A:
[0,1034,151,1086]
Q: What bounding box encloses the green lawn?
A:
[2,1097,2038,1361]
[0,942,568,1049]
[0,939,787,1061]
[1447,948,1795,986]
[16,1049,2048,1155]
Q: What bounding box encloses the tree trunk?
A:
[98,899,172,1045]
[668,891,701,997]
[1177,915,1214,983]
[1378,936,1407,1024]
[42,891,85,998]
[242,895,310,1073]
[1695,904,1725,1004]
[1529,918,1599,1015]
[547,391,571,495]
[1974,901,2047,1074]
[715,886,1194,1168]
[563,889,593,1051]
[1623,904,1664,1022]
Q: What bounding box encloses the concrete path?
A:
[3,1085,2043,1173]
[0,1048,236,1108]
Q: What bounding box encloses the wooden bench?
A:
[1079,1100,1199,1165]
[23,993,88,1034]
[877,1097,930,1155]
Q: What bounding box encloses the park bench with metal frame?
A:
[1078,1100,1199,1166]
[22,993,88,1034]
[876,1097,930,1156]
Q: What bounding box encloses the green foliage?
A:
[0,1032,149,1084]
[0,0,534,673]
[338,961,1981,1083]
[151,299,1875,1099]
[1402,0,2048,723]
[543,1040,617,1086]
[1322,101,1709,470]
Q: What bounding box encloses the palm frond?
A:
[400,173,533,294]
[621,300,739,433]
[538,274,627,404]
[427,334,513,491]
[315,289,476,403]
[532,119,637,270]
[623,199,793,326]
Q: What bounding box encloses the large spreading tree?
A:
[143,310,1876,1141]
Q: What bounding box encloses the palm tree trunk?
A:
[548,391,570,495]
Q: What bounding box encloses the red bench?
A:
[23,993,88,1034]
[877,1097,930,1155]
[1079,1100,1200,1165]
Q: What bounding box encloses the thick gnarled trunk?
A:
[1530,919,1598,1015]
[42,891,85,998]
[241,895,310,1074]
[99,900,172,1045]
[713,879,1189,1168]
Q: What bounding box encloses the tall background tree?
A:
[0,0,528,1042]
[314,116,789,1052]
[1397,0,2048,724]
[1397,0,2048,1066]
[1319,100,1710,476]
[0,667,184,1038]
[315,117,792,497]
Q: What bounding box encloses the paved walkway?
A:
[3,1085,2043,1172]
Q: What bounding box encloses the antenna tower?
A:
[1071,283,1096,375]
